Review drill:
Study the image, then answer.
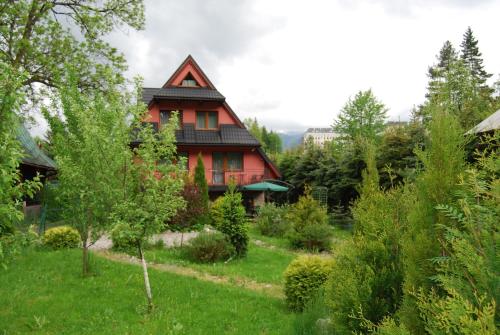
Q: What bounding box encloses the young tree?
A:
[194,153,209,211]
[0,0,144,100]
[111,112,185,312]
[333,89,388,142]
[44,70,133,276]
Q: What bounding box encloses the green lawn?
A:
[0,249,294,335]
[146,243,296,285]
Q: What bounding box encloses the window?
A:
[181,73,198,87]
[227,152,243,171]
[160,110,182,128]
[196,111,218,129]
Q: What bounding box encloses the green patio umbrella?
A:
[242,181,288,192]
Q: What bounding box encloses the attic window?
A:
[181,73,198,87]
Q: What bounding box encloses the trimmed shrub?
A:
[42,226,80,249]
[210,184,248,257]
[284,255,333,312]
[185,231,235,263]
[169,177,207,232]
[110,222,140,253]
[255,203,290,237]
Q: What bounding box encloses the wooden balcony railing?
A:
[208,169,271,186]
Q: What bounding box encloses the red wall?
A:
[179,146,277,185]
[147,101,238,128]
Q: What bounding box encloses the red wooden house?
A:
[140,55,280,202]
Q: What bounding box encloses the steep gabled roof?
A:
[163,55,217,89]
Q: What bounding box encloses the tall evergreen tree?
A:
[194,153,209,210]
[460,27,492,85]
[426,41,458,99]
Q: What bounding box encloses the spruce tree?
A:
[460,27,492,85]
[194,153,209,210]
[426,41,458,99]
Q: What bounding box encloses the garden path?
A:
[95,250,284,298]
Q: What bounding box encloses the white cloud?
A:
[109,0,500,131]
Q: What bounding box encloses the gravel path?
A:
[90,231,200,250]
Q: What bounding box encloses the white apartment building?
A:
[303,128,339,147]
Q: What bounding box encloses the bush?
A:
[255,203,290,237]
[287,224,332,252]
[169,178,207,232]
[284,255,333,312]
[42,226,80,249]
[210,184,248,257]
[1,227,40,268]
[111,222,140,253]
[185,231,235,263]
[0,220,14,237]
[286,191,332,252]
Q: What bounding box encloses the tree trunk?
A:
[180,232,184,247]
[138,243,153,312]
[82,241,89,277]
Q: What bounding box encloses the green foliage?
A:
[325,142,410,335]
[44,68,134,275]
[42,226,80,250]
[293,288,332,335]
[210,184,249,257]
[421,29,497,129]
[110,222,141,254]
[185,231,235,263]
[286,190,332,251]
[0,227,39,269]
[0,0,145,97]
[255,203,290,237]
[194,153,209,211]
[284,255,333,312]
[244,117,282,157]
[399,108,467,333]
[0,62,41,266]
[333,89,388,142]
[169,177,207,233]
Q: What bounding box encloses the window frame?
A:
[212,152,244,172]
[196,111,218,130]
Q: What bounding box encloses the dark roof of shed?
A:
[142,87,225,105]
[176,124,260,146]
[17,126,57,170]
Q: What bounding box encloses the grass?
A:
[146,243,296,285]
[0,249,294,334]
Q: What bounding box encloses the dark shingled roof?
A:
[175,124,260,146]
[142,87,225,105]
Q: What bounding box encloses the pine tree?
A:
[426,41,458,99]
[194,153,209,210]
[460,27,492,85]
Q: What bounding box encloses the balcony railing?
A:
[208,169,272,186]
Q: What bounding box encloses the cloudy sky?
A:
[107,0,500,132]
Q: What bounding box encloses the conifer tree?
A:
[460,27,492,85]
[194,153,209,210]
[426,41,458,99]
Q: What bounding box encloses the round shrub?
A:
[42,226,80,249]
[256,203,290,237]
[284,255,333,312]
[185,231,235,263]
[111,222,140,253]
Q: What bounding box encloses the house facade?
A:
[140,55,280,200]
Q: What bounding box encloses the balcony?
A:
[209,169,272,186]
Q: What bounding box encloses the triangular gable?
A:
[163,55,217,89]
